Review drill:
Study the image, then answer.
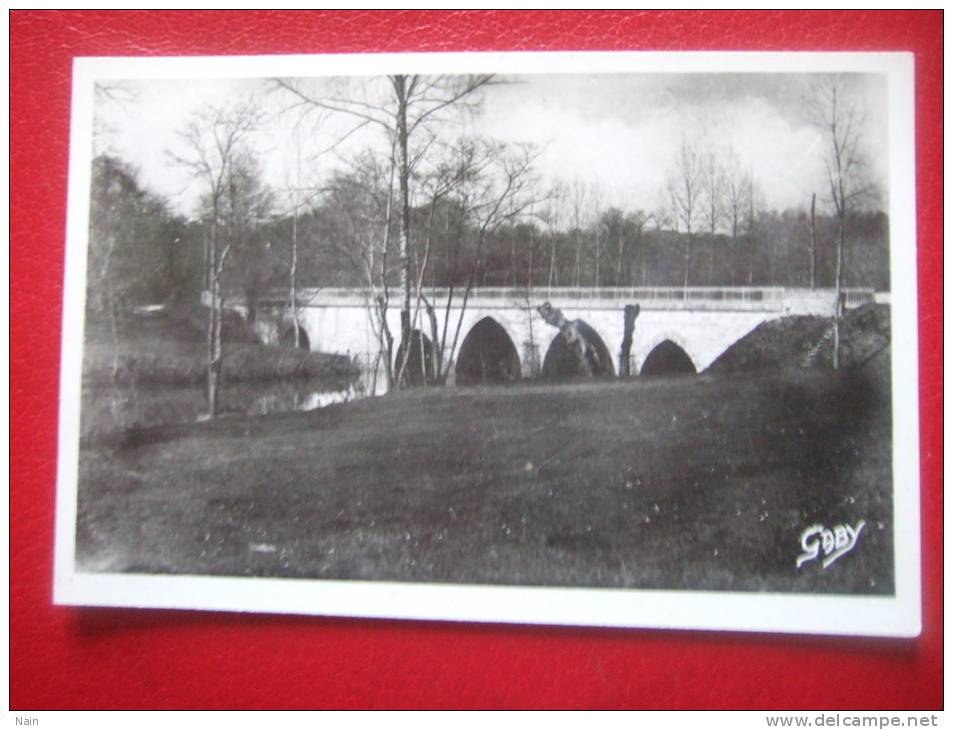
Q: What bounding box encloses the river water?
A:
[80,362,386,443]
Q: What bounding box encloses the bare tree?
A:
[589,183,604,287]
[169,100,261,417]
[276,122,323,349]
[401,138,481,385]
[542,180,567,288]
[92,81,138,155]
[599,207,626,287]
[807,75,875,368]
[222,150,276,328]
[413,139,544,385]
[284,190,306,349]
[324,149,399,392]
[626,209,650,286]
[87,155,178,427]
[651,205,671,233]
[567,179,588,286]
[701,150,724,284]
[667,136,703,288]
[742,176,763,286]
[721,147,752,284]
[274,74,494,386]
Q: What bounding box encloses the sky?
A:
[93,71,888,222]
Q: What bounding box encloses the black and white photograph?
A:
[54,51,920,636]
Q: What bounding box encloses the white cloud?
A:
[95,72,888,220]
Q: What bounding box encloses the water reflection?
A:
[296,384,362,411]
[81,377,368,442]
[79,354,396,442]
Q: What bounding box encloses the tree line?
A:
[87,73,885,412]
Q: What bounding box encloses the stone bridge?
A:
[250,286,879,383]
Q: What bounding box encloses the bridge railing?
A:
[253,286,879,313]
[294,286,791,302]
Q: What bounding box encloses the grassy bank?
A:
[76,353,893,594]
[707,303,890,373]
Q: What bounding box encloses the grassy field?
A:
[76,351,893,594]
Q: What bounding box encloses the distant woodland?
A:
[88,152,889,319]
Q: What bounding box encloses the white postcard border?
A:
[53,50,921,638]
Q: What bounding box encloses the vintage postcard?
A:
[54,51,920,636]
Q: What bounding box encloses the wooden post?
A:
[619,304,640,377]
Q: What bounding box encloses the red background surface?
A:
[10,11,942,709]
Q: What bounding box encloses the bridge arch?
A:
[261,288,793,382]
[280,324,310,351]
[455,317,521,385]
[395,329,435,386]
[540,320,615,379]
[639,337,698,376]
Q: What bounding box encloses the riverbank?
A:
[82,325,356,388]
[76,351,892,594]
[79,317,360,442]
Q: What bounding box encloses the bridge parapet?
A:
[277,286,877,315]
[228,285,885,380]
